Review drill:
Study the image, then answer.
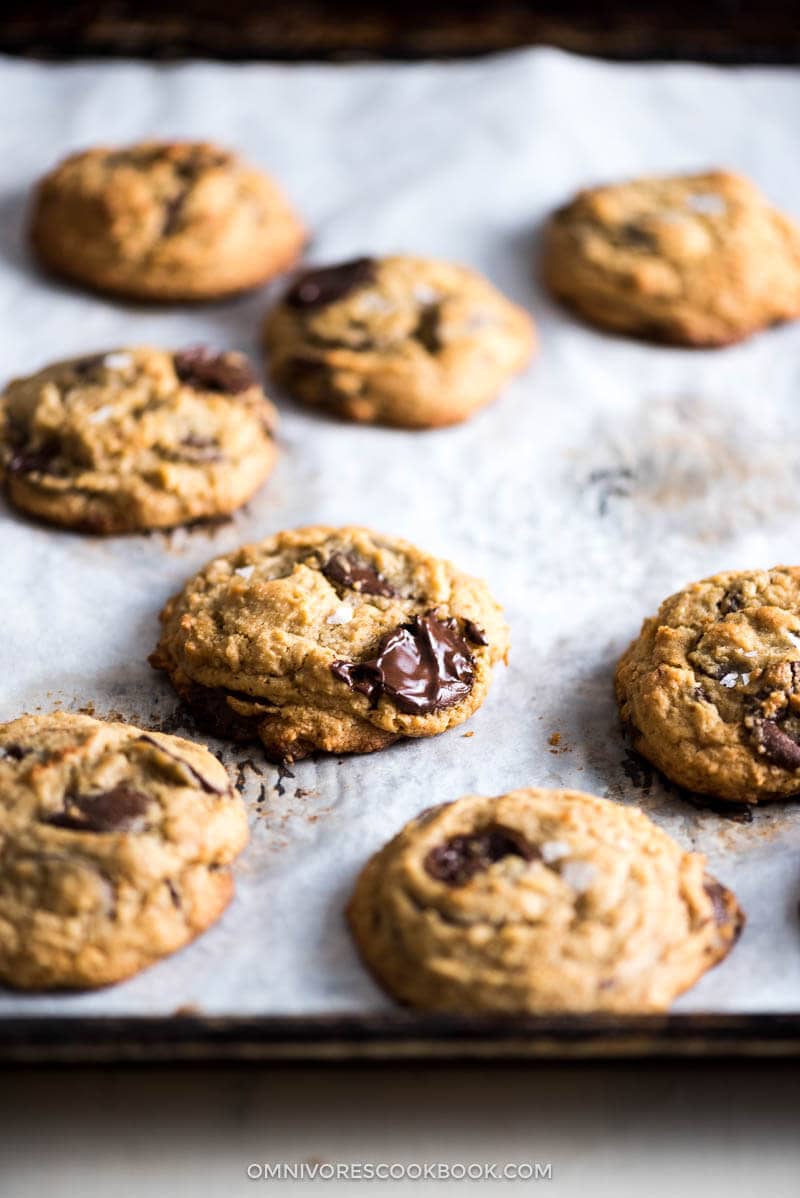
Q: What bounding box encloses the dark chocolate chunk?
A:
[44,785,151,833]
[7,442,61,476]
[618,221,657,249]
[71,354,107,378]
[162,190,189,236]
[286,258,375,310]
[425,824,538,886]
[718,586,744,616]
[412,305,442,354]
[703,877,744,941]
[0,743,30,762]
[463,620,488,647]
[330,612,475,715]
[174,347,257,395]
[183,683,269,744]
[136,733,228,794]
[754,719,800,770]
[321,552,397,598]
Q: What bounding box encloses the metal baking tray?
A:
[2,50,800,1063]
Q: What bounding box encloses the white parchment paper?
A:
[1,48,799,1016]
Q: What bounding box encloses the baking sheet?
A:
[1,48,800,1021]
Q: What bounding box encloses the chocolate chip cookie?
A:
[150,525,509,761]
[31,140,305,301]
[0,346,278,533]
[264,256,535,427]
[616,566,800,803]
[0,711,248,989]
[543,171,800,346]
[348,788,743,1014]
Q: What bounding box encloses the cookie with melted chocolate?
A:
[0,711,248,990]
[616,566,800,802]
[348,788,743,1014]
[150,525,509,761]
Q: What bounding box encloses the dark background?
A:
[2,1,800,63]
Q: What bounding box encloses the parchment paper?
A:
[1,48,799,1017]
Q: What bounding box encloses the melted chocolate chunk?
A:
[174,348,257,395]
[330,612,475,715]
[463,620,488,647]
[286,258,375,310]
[321,552,397,598]
[425,824,538,886]
[44,785,151,833]
[136,733,228,794]
[754,719,800,770]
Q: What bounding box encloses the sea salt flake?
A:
[327,604,353,625]
[560,860,596,893]
[720,672,748,688]
[686,192,726,215]
[103,352,133,370]
[540,840,570,863]
[412,284,440,305]
[235,565,255,580]
[87,405,114,425]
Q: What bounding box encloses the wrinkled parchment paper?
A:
[1,49,800,1017]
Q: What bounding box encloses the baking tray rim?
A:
[2,1012,800,1064]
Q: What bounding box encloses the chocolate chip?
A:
[321,552,397,598]
[330,612,475,715]
[753,718,800,770]
[44,785,151,833]
[174,348,257,395]
[463,620,488,647]
[286,258,375,310]
[425,824,538,886]
[136,733,228,794]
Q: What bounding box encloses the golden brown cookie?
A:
[542,171,800,346]
[31,140,305,301]
[150,525,510,761]
[616,566,800,804]
[264,255,535,428]
[0,345,278,533]
[348,788,743,1014]
[0,711,248,990]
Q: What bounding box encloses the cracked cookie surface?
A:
[0,711,248,990]
[150,525,510,761]
[543,171,800,346]
[615,567,800,803]
[31,140,306,301]
[348,788,743,1014]
[264,256,535,428]
[0,346,278,533]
